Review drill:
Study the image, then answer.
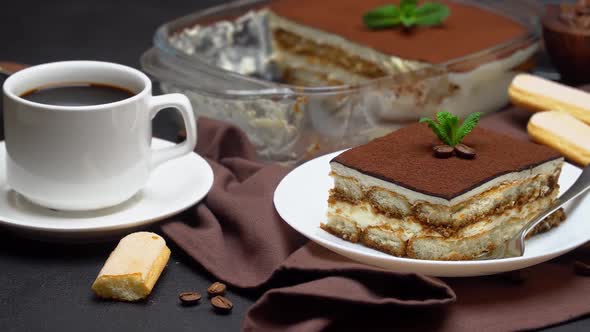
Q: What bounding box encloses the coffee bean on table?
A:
[211,296,233,314]
[207,281,226,297]
[433,145,454,158]
[454,143,476,159]
[179,291,202,305]
[574,260,590,276]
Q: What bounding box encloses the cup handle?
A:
[147,94,197,169]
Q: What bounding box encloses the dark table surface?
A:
[0,0,588,331]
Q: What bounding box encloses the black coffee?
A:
[20,83,134,106]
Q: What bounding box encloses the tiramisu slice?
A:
[322,121,565,260]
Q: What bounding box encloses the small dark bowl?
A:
[542,4,590,84]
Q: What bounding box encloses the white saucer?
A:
[274,151,589,277]
[0,138,213,240]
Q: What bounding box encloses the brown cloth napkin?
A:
[163,114,590,331]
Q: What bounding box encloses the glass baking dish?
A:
[141,0,542,164]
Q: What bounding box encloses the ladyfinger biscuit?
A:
[527,111,590,166]
[92,232,171,301]
[509,74,590,125]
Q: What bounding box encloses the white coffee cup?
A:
[2,60,197,210]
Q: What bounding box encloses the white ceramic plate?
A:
[274,151,588,277]
[0,138,213,240]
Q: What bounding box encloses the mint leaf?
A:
[364,4,399,19]
[400,13,416,27]
[456,112,482,143]
[448,113,460,145]
[419,117,452,145]
[363,4,401,29]
[364,16,402,29]
[363,1,449,29]
[400,0,417,27]
[415,3,450,26]
[421,111,481,147]
[436,111,456,145]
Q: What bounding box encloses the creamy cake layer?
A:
[330,159,562,229]
[327,188,558,238]
[278,49,389,85]
[274,45,538,125]
[322,192,565,260]
[273,33,535,82]
[330,175,558,232]
[267,12,426,80]
[278,55,370,86]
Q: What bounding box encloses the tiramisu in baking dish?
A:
[265,0,536,85]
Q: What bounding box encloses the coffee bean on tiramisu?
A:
[574,260,590,276]
[179,291,202,305]
[433,145,454,158]
[207,282,227,297]
[211,296,233,313]
[454,143,476,159]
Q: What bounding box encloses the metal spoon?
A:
[478,166,590,260]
